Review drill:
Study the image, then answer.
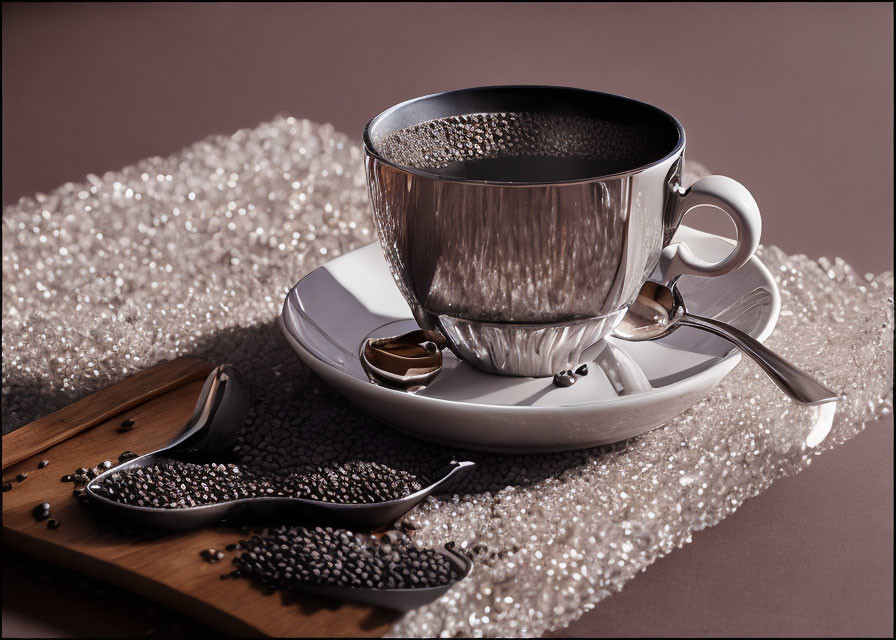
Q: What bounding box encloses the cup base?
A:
[436,309,628,377]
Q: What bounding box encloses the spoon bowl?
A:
[612,280,685,341]
[288,543,473,612]
[361,330,444,391]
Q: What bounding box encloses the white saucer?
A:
[279,226,780,453]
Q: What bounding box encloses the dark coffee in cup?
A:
[377,112,674,182]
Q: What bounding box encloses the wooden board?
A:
[1,357,399,637]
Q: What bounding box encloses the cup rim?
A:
[362,85,686,186]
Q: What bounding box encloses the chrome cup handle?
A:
[661,175,762,284]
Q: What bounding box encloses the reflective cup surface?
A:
[363,86,689,377]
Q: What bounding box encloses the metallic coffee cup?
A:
[363,86,761,377]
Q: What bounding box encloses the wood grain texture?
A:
[2,357,215,469]
[1,359,396,637]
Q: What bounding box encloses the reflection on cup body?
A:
[364,86,761,376]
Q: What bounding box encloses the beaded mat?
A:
[2,117,893,637]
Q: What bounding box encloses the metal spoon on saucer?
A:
[361,282,839,405]
[612,281,839,405]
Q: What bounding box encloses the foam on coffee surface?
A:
[375,112,669,181]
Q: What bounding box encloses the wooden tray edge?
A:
[2,357,215,469]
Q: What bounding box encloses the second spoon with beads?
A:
[85,364,475,530]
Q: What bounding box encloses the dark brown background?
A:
[2,2,893,637]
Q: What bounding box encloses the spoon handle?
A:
[679,313,839,405]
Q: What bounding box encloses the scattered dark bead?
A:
[47,519,61,530]
[400,520,417,532]
[38,460,50,469]
[73,487,87,499]
[2,482,11,492]
[552,370,577,387]
[100,460,113,470]
[200,549,223,563]
[118,451,139,463]
[61,474,74,482]
[16,473,28,482]
[575,363,589,376]
[76,468,88,475]
[33,502,51,521]
[226,543,239,551]
[120,419,135,429]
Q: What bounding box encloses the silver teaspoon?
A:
[612,281,839,405]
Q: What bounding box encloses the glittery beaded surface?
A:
[2,117,892,637]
